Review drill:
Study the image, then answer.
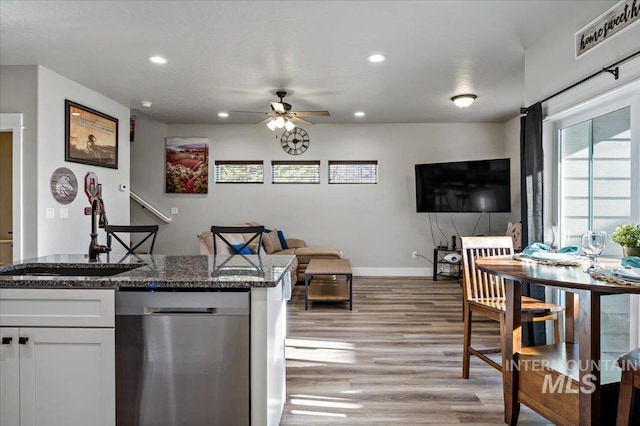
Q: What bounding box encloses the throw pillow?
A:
[262,229,283,254]
[214,233,245,255]
[277,230,288,249]
[231,243,251,255]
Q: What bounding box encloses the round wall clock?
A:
[280,128,310,155]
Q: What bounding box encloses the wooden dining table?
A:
[476,256,640,426]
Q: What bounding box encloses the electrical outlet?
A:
[171,207,179,215]
[412,251,418,259]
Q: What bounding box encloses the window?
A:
[214,161,263,183]
[271,161,320,184]
[328,161,378,184]
[559,106,632,256]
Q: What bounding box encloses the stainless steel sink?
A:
[0,264,144,277]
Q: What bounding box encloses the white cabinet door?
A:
[18,328,115,426]
[0,328,20,426]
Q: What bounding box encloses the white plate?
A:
[613,268,640,280]
[530,252,577,261]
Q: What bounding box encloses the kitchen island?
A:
[0,254,295,426]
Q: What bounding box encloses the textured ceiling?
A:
[0,1,613,124]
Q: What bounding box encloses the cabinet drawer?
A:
[0,289,114,327]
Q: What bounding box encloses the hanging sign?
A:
[575,0,640,58]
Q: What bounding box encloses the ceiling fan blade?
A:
[230,110,270,115]
[288,116,314,125]
[255,116,274,125]
[291,110,331,117]
[271,101,286,113]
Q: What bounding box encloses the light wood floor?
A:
[281,276,553,425]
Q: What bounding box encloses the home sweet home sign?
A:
[575,0,640,58]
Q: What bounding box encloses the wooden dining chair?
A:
[105,225,159,254]
[460,235,564,378]
[616,347,640,425]
[210,225,264,255]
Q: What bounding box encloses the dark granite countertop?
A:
[0,254,295,290]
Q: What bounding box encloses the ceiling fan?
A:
[235,91,330,131]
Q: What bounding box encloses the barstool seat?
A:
[617,347,640,426]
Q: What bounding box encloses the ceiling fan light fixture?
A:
[451,94,477,108]
[284,119,295,131]
[274,116,285,129]
[266,119,278,131]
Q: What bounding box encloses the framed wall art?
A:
[65,100,119,169]
[165,137,209,193]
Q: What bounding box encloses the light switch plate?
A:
[60,208,68,219]
[171,207,179,215]
[45,208,55,219]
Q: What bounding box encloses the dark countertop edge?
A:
[0,255,296,290]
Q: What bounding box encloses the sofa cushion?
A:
[295,247,342,264]
[262,229,283,254]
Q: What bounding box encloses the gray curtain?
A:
[520,102,545,346]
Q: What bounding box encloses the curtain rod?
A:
[521,49,640,114]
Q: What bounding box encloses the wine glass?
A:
[581,231,607,271]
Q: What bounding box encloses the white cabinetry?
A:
[0,289,115,426]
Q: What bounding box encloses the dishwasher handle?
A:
[145,307,217,315]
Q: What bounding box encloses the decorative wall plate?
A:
[50,167,78,204]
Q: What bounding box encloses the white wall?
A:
[525,2,640,109]
[0,65,130,259]
[0,65,38,259]
[36,66,131,257]
[131,120,520,274]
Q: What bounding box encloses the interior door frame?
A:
[0,113,23,261]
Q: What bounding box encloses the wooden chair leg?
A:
[553,317,560,344]
[616,370,633,426]
[462,308,472,379]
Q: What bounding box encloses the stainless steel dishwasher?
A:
[115,290,250,426]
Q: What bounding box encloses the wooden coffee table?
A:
[304,259,352,310]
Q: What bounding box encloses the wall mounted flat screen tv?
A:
[415,158,511,213]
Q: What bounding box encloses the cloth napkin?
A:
[522,243,580,256]
[621,256,640,269]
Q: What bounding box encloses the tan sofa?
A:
[197,222,341,283]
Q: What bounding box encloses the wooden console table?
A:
[304,259,352,310]
[476,256,640,425]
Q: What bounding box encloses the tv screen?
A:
[415,158,511,213]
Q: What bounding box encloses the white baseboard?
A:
[351,267,432,277]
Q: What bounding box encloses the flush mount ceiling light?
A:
[354,111,365,117]
[367,54,386,63]
[451,94,477,108]
[141,101,152,108]
[149,56,168,64]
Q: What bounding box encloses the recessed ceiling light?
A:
[149,56,168,64]
[141,101,152,108]
[354,111,366,117]
[367,54,386,63]
[218,112,229,118]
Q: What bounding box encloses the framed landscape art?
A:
[165,137,209,193]
[65,100,119,169]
